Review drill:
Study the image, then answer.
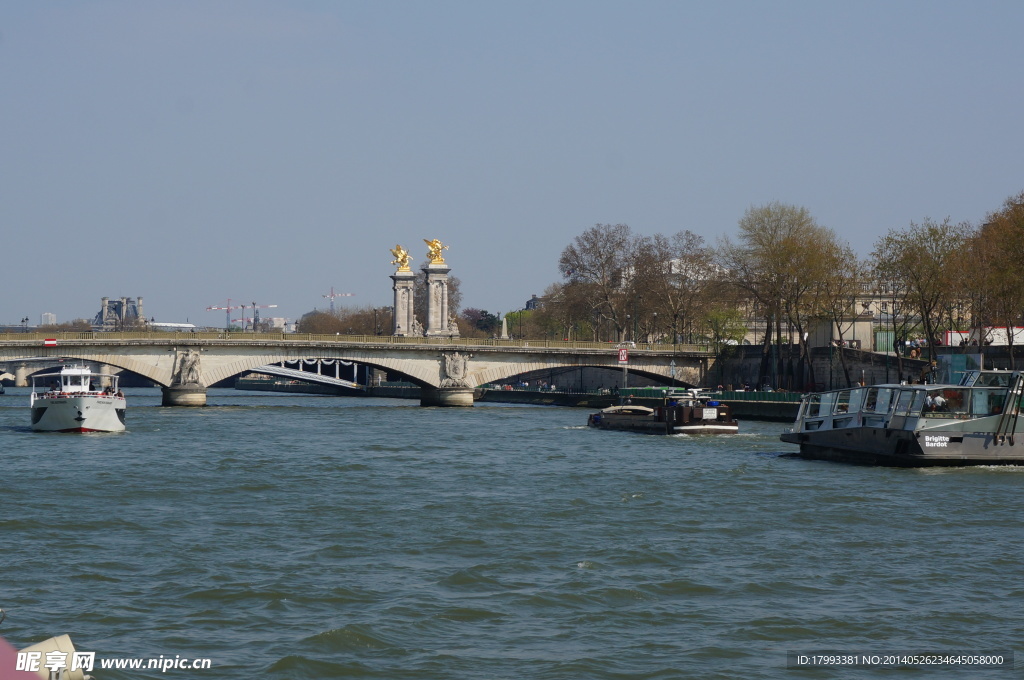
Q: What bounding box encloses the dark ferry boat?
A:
[587,389,739,435]
[781,370,1024,466]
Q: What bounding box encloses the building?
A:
[40,312,57,326]
[93,297,144,330]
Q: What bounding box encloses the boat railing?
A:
[994,373,1024,445]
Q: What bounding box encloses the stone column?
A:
[423,263,457,337]
[14,363,30,387]
[391,270,417,336]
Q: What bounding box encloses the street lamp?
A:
[652,312,658,344]
[21,317,29,333]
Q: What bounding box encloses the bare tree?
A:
[558,224,635,341]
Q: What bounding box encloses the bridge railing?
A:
[0,331,713,354]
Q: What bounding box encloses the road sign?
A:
[618,348,629,364]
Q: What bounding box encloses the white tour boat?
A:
[30,365,126,432]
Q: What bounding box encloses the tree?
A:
[967,192,1024,367]
[461,308,500,336]
[297,310,345,334]
[39,319,93,332]
[558,224,635,341]
[871,218,970,364]
[635,230,717,344]
[816,240,867,388]
[720,202,832,388]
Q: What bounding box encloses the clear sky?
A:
[2,1,1023,326]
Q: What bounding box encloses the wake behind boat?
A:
[781,369,1024,466]
[30,365,126,432]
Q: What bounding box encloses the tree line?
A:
[536,191,1024,388]
[298,189,1024,389]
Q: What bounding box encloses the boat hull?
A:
[781,427,1024,466]
[588,404,739,435]
[31,396,126,433]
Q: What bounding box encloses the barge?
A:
[587,389,739,435]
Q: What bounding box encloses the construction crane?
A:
[242,301,278,332]
[322,286,354,314]
[208,299,278,331]
[207,299,244,331]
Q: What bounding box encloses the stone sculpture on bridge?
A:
[440,351,471,388]
[174,349,203,385]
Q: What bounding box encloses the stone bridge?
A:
[0,332,714,406]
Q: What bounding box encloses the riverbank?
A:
[237,379,801,420]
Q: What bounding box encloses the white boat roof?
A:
[600,405,655,414]
[31,365,116,379]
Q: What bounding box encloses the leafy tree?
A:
[297,310,345,334]
[461,308,500,336]
[720,202,831,387]
[297,306,393,335]
[961,192,1024,367]
[871,218,970,363]
[816,240,868,387]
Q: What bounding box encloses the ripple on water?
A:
[1,394,1022,679]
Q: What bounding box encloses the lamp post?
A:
[21,317,29,333]
[652,312,658,344]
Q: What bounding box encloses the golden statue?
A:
[423,238,449,264]
[390,244,412,272]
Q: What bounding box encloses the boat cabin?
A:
[30,365,121,397]
[791,371,1021,435]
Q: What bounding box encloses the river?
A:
[1,388,1020,678]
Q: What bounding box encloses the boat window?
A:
[971,388,1006,416]
[849,388,866,413]
[922,388,968,417]
[911,390,927,415]
[893,390,916,416]
[834,390,851,414]
[818,391,837,415]
[864,387,894,414]
[804,394,822,417]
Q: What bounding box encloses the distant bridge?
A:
[0,332,715,406]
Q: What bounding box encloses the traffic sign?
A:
[618,348,629,364]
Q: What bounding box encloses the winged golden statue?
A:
[423,238,449,265]
[390,244,412,272]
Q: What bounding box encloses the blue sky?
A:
[2,1,1023,326]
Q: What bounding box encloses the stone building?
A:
[93,297,144,330]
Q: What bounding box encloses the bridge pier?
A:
[161,384,207,406]
[420,386,474,407]
[14,364,30,387]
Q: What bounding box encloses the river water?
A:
[1,388,1020,679]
